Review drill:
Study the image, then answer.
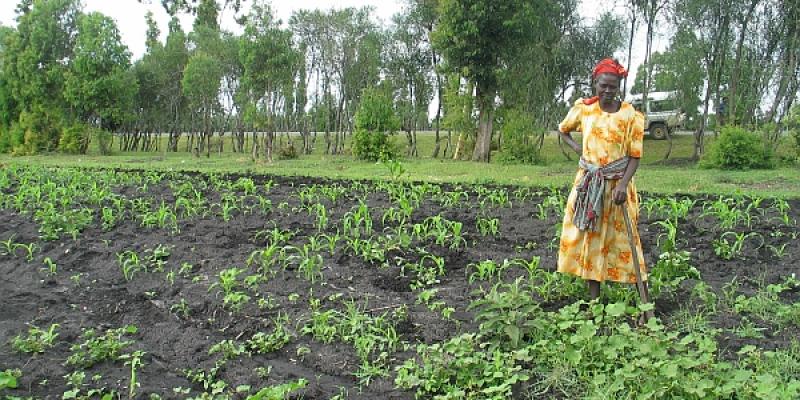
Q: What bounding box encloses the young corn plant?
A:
[654,218,680,252]
[342,201,373,238]
[713,232,764,260]
[120,350,145,399]
[287,244,325,283]
[117,251,143,281]
[468,259,508,283]
[702,197,745,229]
[42,257,57,275]
[140,201,177,233]
[476,216,500,237]
[13,242,38,262]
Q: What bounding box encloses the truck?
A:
[628,91,686,140]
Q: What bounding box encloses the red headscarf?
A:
[584,58,628,105]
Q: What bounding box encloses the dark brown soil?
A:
[1,170,798,399]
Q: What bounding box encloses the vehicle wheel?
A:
[650,123,668,140]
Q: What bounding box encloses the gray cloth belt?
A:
[572,156,630,231]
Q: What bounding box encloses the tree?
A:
[183,52,222,156]
[387,8,433,157]
[64,12,137,131]
[239,1,298,162]
[638,0,671,115]
[673,0,735,160]
[433,0,559,162]
[138,0,247,16]
[144,11,161,53]
[2,0,81,153]
[162,17,190,151]
[290,7,382,155]
[403,0,445,157]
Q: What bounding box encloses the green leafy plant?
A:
[0,369,20,391]
[67,325,138,368]
[12,324,60,353]
[701,125,775,170]
[352,85,400,162]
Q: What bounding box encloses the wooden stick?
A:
[621,205,655,323]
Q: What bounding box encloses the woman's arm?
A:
[612,157,640,205]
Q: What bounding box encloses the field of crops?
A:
[1,165,799,399]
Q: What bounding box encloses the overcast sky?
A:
[0,1,665,96]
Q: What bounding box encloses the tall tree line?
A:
[0,0,796,162]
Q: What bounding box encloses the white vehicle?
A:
[629,91,686,140]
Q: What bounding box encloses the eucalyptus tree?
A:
[161,17,190,151]
[185,0,224,155]
[239,1,298,162]
[727,0,762,124]
[290,9,337,154]
[387,8,433,157]
[672,0,735,160]
[638,0,672,115]
[332,7,382,154]
[499,6,623,161]
[290,7,381,155]
[433,0,561,162]
[182,52,222,157]
[219,30,245,153]
[64,12,137,152]
[402,0,444,157]
[764,0,799,125]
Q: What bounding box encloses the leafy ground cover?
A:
[0,166,798,399]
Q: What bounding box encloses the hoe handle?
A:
[621,205,654,322]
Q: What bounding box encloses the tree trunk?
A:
[641,4,657,116]
[452,131,463,160]
[472,81,495,162]
[432,59,443,158]
[623,6,637,97]
[728,0,760,123]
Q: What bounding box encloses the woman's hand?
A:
[612,183,628,205]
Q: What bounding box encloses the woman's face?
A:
[594,73,621,103]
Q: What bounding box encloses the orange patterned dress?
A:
[557,99,647,283]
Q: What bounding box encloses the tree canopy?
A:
[0,0,796,162]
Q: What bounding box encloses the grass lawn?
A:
[1,131,798,197]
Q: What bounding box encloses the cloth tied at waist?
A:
[572,156,630,231]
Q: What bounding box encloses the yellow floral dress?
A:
[557,99,647,283]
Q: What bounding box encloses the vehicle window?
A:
[650,99,678,113]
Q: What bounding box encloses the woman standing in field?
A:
[557,58,651,313]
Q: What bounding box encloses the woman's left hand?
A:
[612,183,628,205]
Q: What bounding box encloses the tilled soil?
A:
[0,170,798,399]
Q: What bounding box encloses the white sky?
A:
[0,0,665,96]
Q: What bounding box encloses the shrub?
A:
[278,140,299,160]
[59,123,91,154]
[352,86,400,162]
[95,129,113,155]
[0,123,23,154]
[701,125,774,170]
[13,108,65,155]
[496,109,546,165]
[787,105,800,160]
